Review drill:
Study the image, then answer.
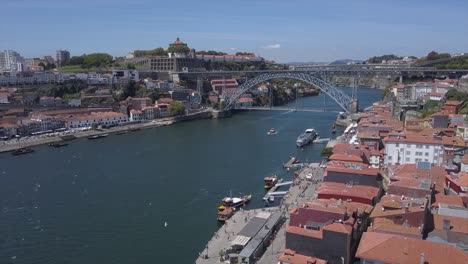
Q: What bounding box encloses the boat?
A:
[264,175,279,189]
[267,128,277,135]
[87,134,108,140]
[331,128,336,134]
[11,147,34,156]
[268,195,275,202]
[217,207,234,222]
[217,194,252,211]
[296,128,318,147]
[116,131,128,135]
[49,141,68,147]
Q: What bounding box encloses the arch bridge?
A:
[223,71,358,113]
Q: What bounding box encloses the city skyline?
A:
[1,0,467,62]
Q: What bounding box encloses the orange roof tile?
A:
[356,232,468,264]
[278,249,328,264]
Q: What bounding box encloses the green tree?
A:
[167,45,190,54]
[320,147,333,157]
[169,101,186,116]
[122,81,137,98]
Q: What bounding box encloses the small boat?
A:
[87,134,108,140]
[269,195,275,202]
[264,175,278,189]
[267,128,277,135]
[217,207,234,222]
[49,141,68,148]
[217,194,252,211]
[11,147,34,156]
[293,159,301,164]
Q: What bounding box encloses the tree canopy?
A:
[133,48,167,57]
[168,101,186,116]
[167,44,191,54]
[67,53,113,68]
[196,50,227,55]
[235,52,255,56]
[367,54,402,63]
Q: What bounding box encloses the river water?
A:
[0,88,380,264]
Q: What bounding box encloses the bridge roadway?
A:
[238,106,340,113]
[174,66,468,78]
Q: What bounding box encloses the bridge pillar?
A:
[349,99,359,113]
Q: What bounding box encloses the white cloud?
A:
[263,44,281,49]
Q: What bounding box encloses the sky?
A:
[1,0,467,63]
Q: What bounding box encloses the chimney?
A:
[443,219,451,231]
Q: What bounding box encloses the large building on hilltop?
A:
[56,50,70,67]
[132,38,203,72]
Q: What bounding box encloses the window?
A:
[406,151,411,155]
[425,145,429,149]
[408,144,412,148]
[416,144,423,149]
[416,152,423,156]
[416,158,422,162]
[405,157,410,162]
[425,152,429,156]
[425,159,428,162]
[396,143,399,147]
[388,156,392,161]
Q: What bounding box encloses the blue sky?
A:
[1,0,467,62]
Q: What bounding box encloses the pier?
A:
[196,163,325,264]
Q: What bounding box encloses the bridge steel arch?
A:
[224,72,355,113]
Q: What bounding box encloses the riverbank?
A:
[0,110,216,153]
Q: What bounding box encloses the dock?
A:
[196,163,326,264]
[313,137,330,143]
[263,181,292,200]
[282,157,297,169]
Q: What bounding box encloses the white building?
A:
[384,132,444,166]
[61,112,128,129]
[0,50,23,72]
[112,69,139,84]
[412,82,433,100]
[129,110,143,122]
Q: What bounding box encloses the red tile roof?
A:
[278,249,328,264]
[356,232,468,264]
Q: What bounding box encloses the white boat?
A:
[296,128,318,147]
[267,128,277,135]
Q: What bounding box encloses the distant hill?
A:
[329,59,363,65]
[286,62,329,66]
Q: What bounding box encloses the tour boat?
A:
[296,128,318,147]
[217,194,252,211]
[11,147,34,156]
[267,128,277,135]
[217,207,234,222]
[264,175,279,189]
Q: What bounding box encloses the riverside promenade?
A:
[195,163,325,264]
[0,110,212,153]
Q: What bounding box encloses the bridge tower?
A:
[349,76,359,113]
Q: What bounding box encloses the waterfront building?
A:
[286,199,372,264]
[59,111,128,129]
[316,182,380,205]
[129,109,143,122]
[210,78,238,93]
[234,97,254,109]
[124,97,152,110]
[323,161,381,188]
[56,50,70,67]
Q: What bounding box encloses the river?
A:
[0,88,381,264]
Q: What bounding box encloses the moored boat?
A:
[296,128,318,147]
[217,207,234,222]
[87,134,108,140]
[49,141,68,147]
[11,147,34,156]
[264,175,278,189]
[217,194,252,211]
